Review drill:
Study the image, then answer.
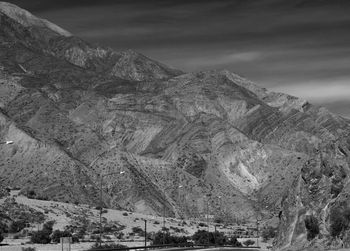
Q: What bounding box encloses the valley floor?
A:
[0,191,272,250]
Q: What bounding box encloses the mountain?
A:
[1,2,350,250]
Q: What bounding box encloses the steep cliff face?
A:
[0,3,350,249]
[274,143,350,251]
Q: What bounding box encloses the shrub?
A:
[116,232,124,239]
[0,221,8,233]
[43,221,55,233]
[192,230,210,245]
[304,215,319,240]
[51,230,73,243]
[87,242,128,250]
[9,220,27,233]
[131,226,144,235]
[27,190,36,199]
[21,248,36,251]
[227,236,242,247]
[151,231,189,245]
[30,220,54,244]
[30,230,51,244]
[329,206,350,237]
[0,231,3,243]
[243,239,255,247]
[261,226,276,241]
[122,212,128,216]
[191,230,228,245]
[90,234,100,241]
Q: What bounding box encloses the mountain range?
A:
[0,2,350,250]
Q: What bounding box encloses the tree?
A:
[51,230,72,243]
[42,221,55,233]
[30,230,51,244]
[0,231,4,243]
[243,239,255,247]
[30,221,55,244]
[87,242,128,250]
[192,230,210,245]
[151,231,189,245]
[9,220,27,233]
[191,230,228,245]
[0,221,8,233]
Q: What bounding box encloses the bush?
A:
[27,190,36,199]
[116,232,124,239]
[122,212,128,216]
[243,239,255,247]
[43,221,55,233]
[21,248,36,251]
[9,220,27,233]
[131,226,144,235]
[261,226,276,241]
[151,231,189,245]
[30,230,51,244]
[0,221,8,233]
[87,242,128,250]
[51,230,74,243]
[329,206,350,237]
[192,230,210,245]
[30,220,54,244]
[192,230,228,245]
[304,215,319,240]
[227,236,242,247]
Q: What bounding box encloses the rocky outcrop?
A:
[274,145,350,250]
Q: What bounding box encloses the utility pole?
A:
[144,219,147,248]
[163,205,166,245]
[256,219,260,248]
[214,225,217,247]
[99,175,103,247]
[206,193,210,246]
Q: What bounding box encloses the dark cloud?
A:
[7,0,350,118]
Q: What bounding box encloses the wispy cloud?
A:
[272,78,350,102]
[184,52,262,68]
[272,78,350,118]
[9,0,350,117]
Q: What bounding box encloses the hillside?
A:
[2,191,265,251]
[0,2,350,250]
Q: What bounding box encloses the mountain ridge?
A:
[0,3,350,251]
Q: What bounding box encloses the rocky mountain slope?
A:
[0,2,350,250]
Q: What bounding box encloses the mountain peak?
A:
[0,1,71,37]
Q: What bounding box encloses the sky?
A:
[9,0,350,118]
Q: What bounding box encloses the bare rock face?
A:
[274,143,350,251]
[0,3,350,250]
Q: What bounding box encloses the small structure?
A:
[60,237,72,251]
